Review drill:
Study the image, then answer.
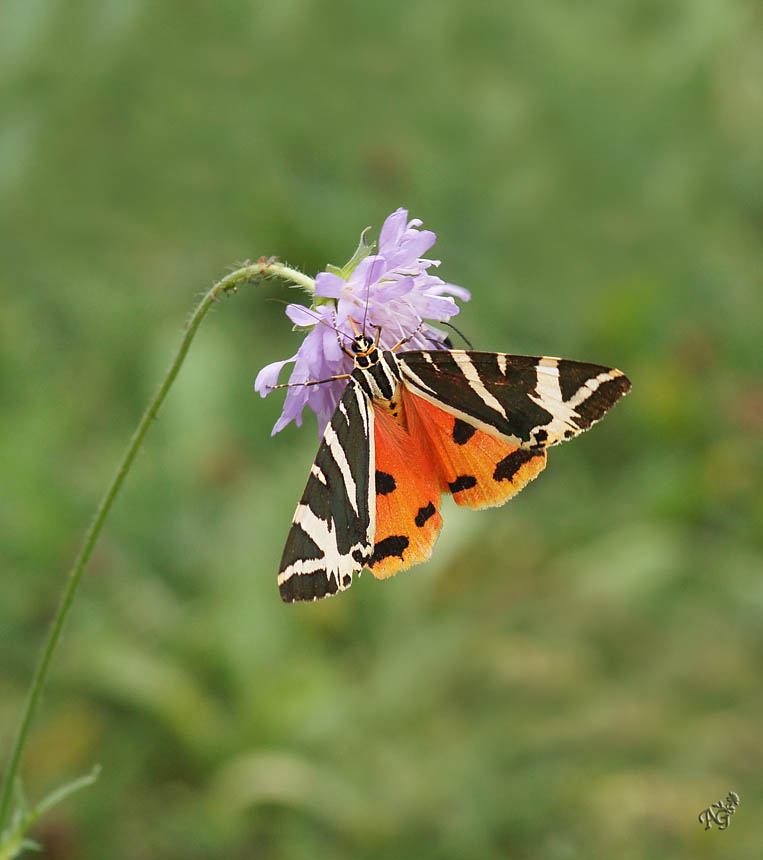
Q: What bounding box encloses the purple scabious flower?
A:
[255,208,470,436]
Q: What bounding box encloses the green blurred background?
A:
[1,0,761,857]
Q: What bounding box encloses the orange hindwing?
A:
[367,386,546,581]
[403,388,547,510]
[368,405,443,579]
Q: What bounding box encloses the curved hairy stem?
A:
[0,258,314,832]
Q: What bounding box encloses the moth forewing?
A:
[278,380,375,602]
[396,351,631,450]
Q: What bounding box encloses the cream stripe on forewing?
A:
[278,501,370,586]
[539,356,560,372]
[381,355,400,392]
[356,384,376,549]
[278,545,367,583]
[534,359,625,409]
[382,351,401,381]
[398,378,526,446]
[528,360,627,445]
[527,358,581,440]
[323,421,359,516]
[398,362,439,396]
[533,357,563,403]
[311,463,327,485]
[452,353,510,420]
[342,382,374,539]
[278,504,339,586]
[567,369,626,409]
[336,381,375,553]
[497,353,508,375]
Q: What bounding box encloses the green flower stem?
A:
[0,259,314,832]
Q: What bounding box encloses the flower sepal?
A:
[332,225,374,280]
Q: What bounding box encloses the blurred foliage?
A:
[1,0,761,857]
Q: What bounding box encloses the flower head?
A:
[255,208,470,436]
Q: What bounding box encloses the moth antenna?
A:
[361,245,377,337]
[440,320,474,349]
[269,373,351,390]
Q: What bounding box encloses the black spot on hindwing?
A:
[375,471,396,495]
[452,419,476,445]
[448,474,477,494]
[415,502,436,527]
[370,535,409,565]
[493,449,537,483]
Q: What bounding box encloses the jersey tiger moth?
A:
[276,333,631,602]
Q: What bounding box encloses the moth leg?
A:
[391,320,424,352]
[337,324,355,359]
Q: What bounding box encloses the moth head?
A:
[351,335,375,356]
